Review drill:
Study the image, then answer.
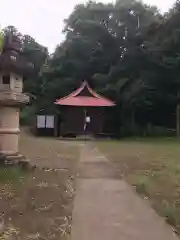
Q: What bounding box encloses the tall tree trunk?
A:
[177,90,180,138]
[131,108,136,135]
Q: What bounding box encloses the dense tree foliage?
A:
[4,0,180,136]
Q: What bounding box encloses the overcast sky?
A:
[0,0,175,53]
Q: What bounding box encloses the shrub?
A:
[146,125,176,137]
[135,176,149,196]
[20,106,36,126]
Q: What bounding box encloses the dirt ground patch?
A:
[20,129,81,170]
[0,131,81,239]
[98,139,180,235]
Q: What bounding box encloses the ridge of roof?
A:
[55,81,87,102]
[55,80,115,107]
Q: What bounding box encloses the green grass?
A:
[0,166,26,183]
[156,200,180,227]
[98,138,180,235]
[135,176,149,196]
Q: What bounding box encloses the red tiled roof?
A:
[55,81,115,107]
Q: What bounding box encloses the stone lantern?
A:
[0,33,34,160]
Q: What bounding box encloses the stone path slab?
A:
[71,143,178,240]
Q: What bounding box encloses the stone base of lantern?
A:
[0,152,31,170]
[0,130,20,156]
[0,105,31,170]
[0,105,20,155]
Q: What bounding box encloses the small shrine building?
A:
[54,81,115,137]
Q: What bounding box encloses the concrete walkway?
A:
[71,143,178,240]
